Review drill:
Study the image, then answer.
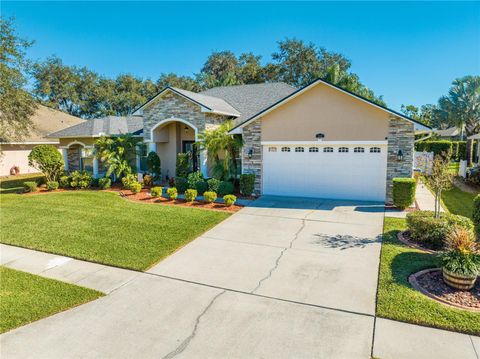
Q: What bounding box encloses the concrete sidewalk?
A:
[0,244,139,293]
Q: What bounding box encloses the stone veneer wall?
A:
[142,91,226,141]
[242,119,262,194]
[386,115,415,203]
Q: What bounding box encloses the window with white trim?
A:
[370,147,381,153]
[354,147,365,153]
[323,147,333,153]
[309,147,319,152]
[268,147,277,152]
[338,147,349,153]
[295,147,304,152]
[281,147,290,152]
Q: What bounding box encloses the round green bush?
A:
[203,191,217,203]
[207,178,221,193]
[23,181,37,193]
[46,181,59,191]
[129,182,142,194]
[59,175,70,188]
[223,194,237,207]
[392,178,416,209]
[28,144,64,182]
[187,171,204,190]
[240,174,255,196]
[166,187,178,200]
[98,177,111,190]
[174,177,188,194]
[150,186,163,198]
[218,181,234,196]
[406,211,474,249]
[185,189,197,202]
[195,180,208,195]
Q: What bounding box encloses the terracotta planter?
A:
[442,268,477,290]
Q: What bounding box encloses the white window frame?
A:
[295,147,305,153]
[323,147,334,153]
[338,147,349,153]
[309,147,319,153]
[268,147,277,152]
[370,147,381,153]
[281,147,291,152]
[354,147,365,153]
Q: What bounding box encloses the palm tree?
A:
[95,134,137,180]
[436,76,480,165]
[197,120,243,180]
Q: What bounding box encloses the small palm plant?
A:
[95,135,137,180]
[440,227,480,290]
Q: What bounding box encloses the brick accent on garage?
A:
[242,119,262,194]
[386,116,415,203]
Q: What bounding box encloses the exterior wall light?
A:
[247,148,254,159]
[397,149,404,161]
[316,133,325,140]
[184,125,189,134]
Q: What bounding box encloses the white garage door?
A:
[262,143,388,202]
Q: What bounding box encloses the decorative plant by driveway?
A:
[440,227,480,290]
[197,120,243,180]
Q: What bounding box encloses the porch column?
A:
[200,150,208,177]
[135,145,142,172]
[92,157,99,179]
[62,148,69,172]
[148,142,157,153]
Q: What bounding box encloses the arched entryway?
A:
[62,141,95,173]
[149,119,206,180]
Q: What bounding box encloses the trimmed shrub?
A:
[98,177,111,190]
[146,151,161,179]
[185,189,197,202]
[46,181,59,191]
[176,153,191,178]
[187,171,203,189]
[414,141,453,157]
[203,191,217,203]
[59,175,70,189]
[223,194,237,207]
[240,174,255,196]
[28,144,64,182]
[174,177,188,193]
[218,181,234,196]
[195,181,208,195]
[166,187,178,200]
[406,211,474,249]
[69,171,92,189]
[207,178,221,193]
[23,181,37,193]
[392,178,416,209]
[143,174,153,187]
[473,195,480,236]
[150,186,163,198]
[129,182,142,194]
[121,173,137,190]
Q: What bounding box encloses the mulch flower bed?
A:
[118,188,243,213]
[409,268,480,312]
[397,231,439,253]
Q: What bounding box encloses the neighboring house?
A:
[49,79,431,202]
[433,126,464,140]
[0,105,85,176]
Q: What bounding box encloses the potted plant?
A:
[440,227,480,290]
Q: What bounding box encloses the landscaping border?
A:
[397,231,437,254]
[409,268,480,313]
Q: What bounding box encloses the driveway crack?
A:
[251,214,309,293]
[162,290,226,359]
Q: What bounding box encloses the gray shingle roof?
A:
[48,116,143,138]
[171,87,240,116]
[201,82,297,125]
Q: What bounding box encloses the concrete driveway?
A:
[2,196,385,359]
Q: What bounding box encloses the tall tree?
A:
[156,73,202,92]
[198,50,240,88]
[401,104,437,126]
[0,18,37,143]
[237,53,264,84]
[435,76,480,165]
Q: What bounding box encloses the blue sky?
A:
[3,1,479,111]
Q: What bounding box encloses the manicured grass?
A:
[376,217,480,335]
[0,173,45,194]
[0,191,230,270]
[441,185,476,219]
[0,267,102,333]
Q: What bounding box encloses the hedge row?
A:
[414,140,477,161]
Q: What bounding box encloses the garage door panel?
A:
[262,145,387,202]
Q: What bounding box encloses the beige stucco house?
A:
[0,105,85,176]
[49,79,431,203]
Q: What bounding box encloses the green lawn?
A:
[0,267,102,333]
[0,191,230,270]
[441,185,476,219]
[0,173,45,194]
[377,217,480,335]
